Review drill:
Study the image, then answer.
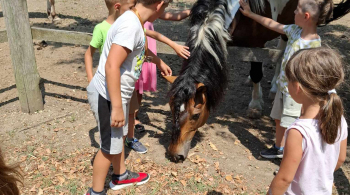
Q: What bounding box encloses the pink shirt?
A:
[285,117,348,195]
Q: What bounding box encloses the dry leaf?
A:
[30,186,36,192]
[20,155,27,161]
[225,175,233,181]
[162,182,168,188]
[180,180,187,187]
[214,162,220,170]
[171,172,177,177]
[53,128,62,132]
[234,175,243,184]
[188,153,195,158]
[58,176,65,185]
[234,140,241,145]
[209,142,218,151]
[37,188,43,195]
[224,188,230,193]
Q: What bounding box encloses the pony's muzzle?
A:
[168,141,191,163]
[168,145,186,163]
[173,154,186,163]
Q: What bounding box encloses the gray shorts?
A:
[87,83,129,155]
[270,90,302,128]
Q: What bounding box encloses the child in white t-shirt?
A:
[267,47,347,194]
[85,0,172,194]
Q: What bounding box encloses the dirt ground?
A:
[0,0,349,194]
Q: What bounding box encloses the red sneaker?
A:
[109,170,150,190]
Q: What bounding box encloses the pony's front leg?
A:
[47,0,60,22]
[247,62,264,118]
[269,37,287,99]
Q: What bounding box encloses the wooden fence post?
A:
[0,0,44,113]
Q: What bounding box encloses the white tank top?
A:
[284,117,348,195]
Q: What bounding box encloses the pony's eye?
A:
[191,113,200,120]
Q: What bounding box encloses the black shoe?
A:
[135,124,146,133]
[260,145,283,159]
[84,188,106,195]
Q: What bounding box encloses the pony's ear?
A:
[194,83,207,110]
[163,76,178,84]
[196,83,206,90]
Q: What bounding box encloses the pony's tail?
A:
[325,0,350,24]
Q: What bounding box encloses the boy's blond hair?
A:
[137,0,172,6]
[301,0,333,25]
[105,0,126,10]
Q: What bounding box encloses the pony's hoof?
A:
[48,15,61,23]
[52,16,61,23]
[247,108,262,119]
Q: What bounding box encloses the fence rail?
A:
[0,27,283,63]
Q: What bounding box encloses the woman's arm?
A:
[159,10,191,21]
[145,29,190,59]
[267,129,303,195]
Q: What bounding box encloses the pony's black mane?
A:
[168,0,230,142]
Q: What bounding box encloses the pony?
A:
[166,0,231,162]
[166,0,350,162]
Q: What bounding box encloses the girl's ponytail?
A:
[319,93,344,144]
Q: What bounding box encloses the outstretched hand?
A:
[239,0,252,17]
[174,44,190,59]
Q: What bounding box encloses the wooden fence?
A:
[0,27,283,64]
[0,0,282,113]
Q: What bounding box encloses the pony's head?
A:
[166,0,231,162]
[165,76,209,162]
